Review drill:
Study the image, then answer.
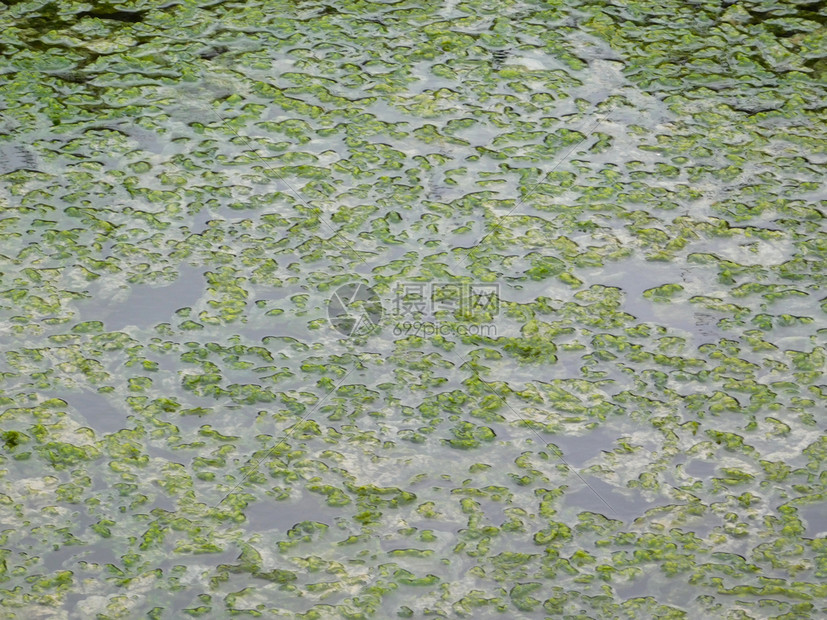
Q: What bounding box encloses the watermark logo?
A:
[393,282,500,318]
[327,283,383,337]
[327,281,499,338]
[392,320,498,338]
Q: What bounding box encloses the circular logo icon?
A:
[327,283,383,337]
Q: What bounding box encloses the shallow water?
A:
[1,0,826,618]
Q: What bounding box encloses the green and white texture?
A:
[0,0,825,617]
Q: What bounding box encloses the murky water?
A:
[0,0,825,618]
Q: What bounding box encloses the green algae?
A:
[0,0,825,617]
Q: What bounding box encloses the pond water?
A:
[0,0,825,618]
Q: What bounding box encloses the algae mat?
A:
[0,0,825,617]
